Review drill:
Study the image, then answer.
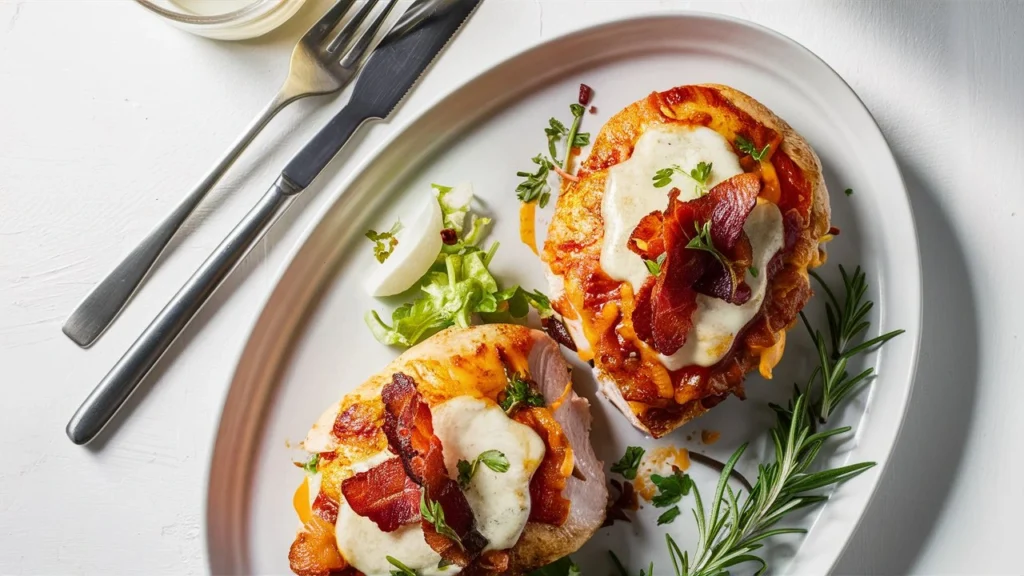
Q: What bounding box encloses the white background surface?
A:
[0,1,1021,574]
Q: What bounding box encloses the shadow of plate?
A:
[833,159,980,575]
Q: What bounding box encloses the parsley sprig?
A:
[499,370,545,415]
[652,161,713,195]
[420,492,463,549]
[516,100,592,207]
[685,221,731,271]
[655,264,903,576]
[651,467,694,526]
[735,135,770,161]
[457,450,510,488]
[516,154,555,208]
[365,221,402,263]
[610,446,645,480]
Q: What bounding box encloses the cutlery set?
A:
[64,0,480,445]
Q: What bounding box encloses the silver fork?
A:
[62,0,399,348]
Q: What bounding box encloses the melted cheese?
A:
[601,125,745,291]
[433,397,546,551]
[599,125,785,368]
[334,397,545,574]
[659,201,783,369]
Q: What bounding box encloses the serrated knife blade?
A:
[283,0,481,190]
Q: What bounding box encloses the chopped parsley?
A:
[365,221,402,263]
[610,446,646,480]
[657,506,682,525]
[517,98,593,207]
[735,135,770,161]
[845,187,854,196]
[498,370,546,415]
[749,265,759,278]
[457,449,510,488]
[650,468,694,508]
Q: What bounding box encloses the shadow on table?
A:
[833,159,981,575]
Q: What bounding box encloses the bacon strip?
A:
[513,407,572,526]
[630,174,762,355]
[382,373,487,565]
[340,457,421,532]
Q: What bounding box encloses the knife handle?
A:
[66,177,298,445]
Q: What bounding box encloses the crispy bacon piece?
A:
[513,408,572,526]
[630,174,762,355]
[382,373,487,566]
[627,209,665,260]
[340,457,420,532]
[288,515,348,576]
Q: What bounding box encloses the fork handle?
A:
[61,89,297,348]
[65,177,299,445]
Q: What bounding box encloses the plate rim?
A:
[205,11,923,575]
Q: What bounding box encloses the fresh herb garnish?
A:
[366,221,402,263]
[610,446,646,480]
[650,468,694,508]
[545,115,590,165]
[420,492,463,549]
[498,370,546,415]
[657,506,682,526]
[644,252,667,276]
[562,103,589,171]
[652,161,713,194]
[735,135,770,161]
[516,154,554,208]
[302,453,319,475]
[685,220,731,271]
[386,556,417,576]
[652,165,683,188]
[457,449,510,488]
[689,161,713,188]
[749,265,759,278]
[844,188,853,196]
[655,265,902,576]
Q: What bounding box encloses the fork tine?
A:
[304,0,357,44]
[338,0,400,69]
[324,0,381,56]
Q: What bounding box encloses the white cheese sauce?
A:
[432,397,546,551]
[599,124,784,368]
[334,396,545,575]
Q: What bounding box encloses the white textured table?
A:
[1,1,1021,574]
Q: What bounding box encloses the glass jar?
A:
[135,0,308,41]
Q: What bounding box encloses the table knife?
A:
[66,0,481,446]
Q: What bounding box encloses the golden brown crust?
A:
[544,84,831,438]
[702,84,831,251]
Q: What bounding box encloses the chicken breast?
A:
[289,324,606,576]
[543,84,830,438]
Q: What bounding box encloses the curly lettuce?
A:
[365,183,549,347]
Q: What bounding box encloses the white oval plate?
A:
[206,13,921,576]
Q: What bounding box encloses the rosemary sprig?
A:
[801,265,905,422]
[655,264,902,576]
